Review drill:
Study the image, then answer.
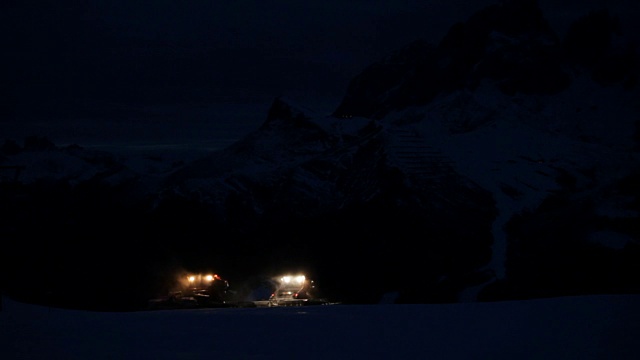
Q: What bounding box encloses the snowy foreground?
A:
[1,295,639,359]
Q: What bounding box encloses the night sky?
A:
[2,0,507,145]
[1,0,638,145]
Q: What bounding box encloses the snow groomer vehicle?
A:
[148,272,246,309]
[267,274,330,307]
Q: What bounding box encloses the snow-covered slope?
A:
[378,76,639,295]
[3,294,640,360]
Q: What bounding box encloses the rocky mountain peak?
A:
[262,96,314,129]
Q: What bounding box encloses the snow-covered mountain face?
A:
[158,0,640,303]
[1,0,639,309]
